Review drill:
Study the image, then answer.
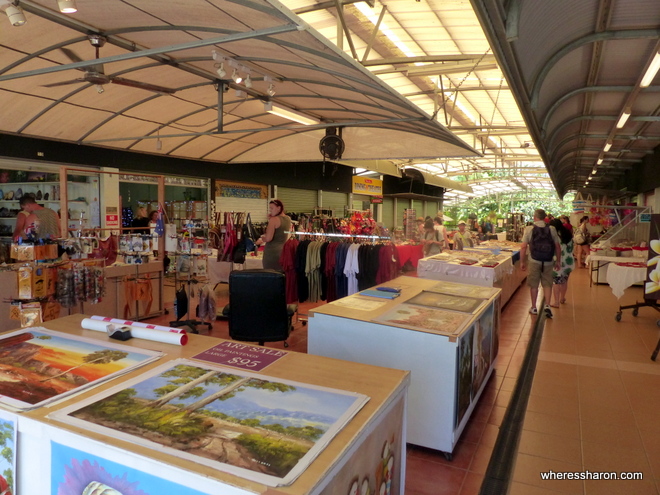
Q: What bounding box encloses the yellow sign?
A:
[352,176,383,196]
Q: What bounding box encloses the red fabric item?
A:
[395,244,424,269]
[377,243,400,283]
[280,238,299,304]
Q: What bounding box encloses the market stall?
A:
[417,242,525,306]
[8,314,409,495]
[308,276,500,457]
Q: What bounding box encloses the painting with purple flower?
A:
[51,442,212,495]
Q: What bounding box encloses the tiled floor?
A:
[145,266,660,494]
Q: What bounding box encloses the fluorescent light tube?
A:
[264,102,319,125]
[640,51,660,88]
[616,109,631,129]
[603,141,612,152]
[596,158,603,165]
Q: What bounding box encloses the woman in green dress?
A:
[549,218,575,307]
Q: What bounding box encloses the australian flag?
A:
[155,203,165,236]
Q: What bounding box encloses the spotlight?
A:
[235,89,246,97]
[267,83,276,96]
[215,62,226,78]
[244,74,252,89]
[231,69,242,84]
[57,0,77,13]
[5,5,27,26]
[95,84,104,94]
[156,139,162,151]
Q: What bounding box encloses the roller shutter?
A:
[381,198,394,230]
[277,187,318,215]
[320,191,348,216]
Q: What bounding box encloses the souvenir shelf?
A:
[0,171,101,236]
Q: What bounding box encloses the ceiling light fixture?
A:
[231,69,242,84]
[235,89,245,97]
[215,63,226,78]
[266,83,276,97]
[244,74,252,89]
[616,108,631,128]
[603,141,612,152]
[4,4,27,26]
[264,101,320,125]
[596,157,603,165]
[57,0,77,13]
[640,51,660,88]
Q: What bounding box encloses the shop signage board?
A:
[352,176,383,196]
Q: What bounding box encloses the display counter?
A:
[417,248,525,306]
[0,261,164,332]
[10,314,409,495]
[308,276,500,457]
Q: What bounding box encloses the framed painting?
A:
[49,359,369,487]
[0,327,162,410]
[373,303,470,335]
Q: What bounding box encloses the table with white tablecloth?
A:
[417,253,526,305]
[587,254,646,286]
[606,263,648,299]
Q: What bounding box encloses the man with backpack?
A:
[519,209,562,318]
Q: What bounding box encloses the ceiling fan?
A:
[42,35,177,94]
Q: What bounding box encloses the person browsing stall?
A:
[423,218,443,256]
[433,216,450,250]
[20,195,61,239]
[453,221,474,250]
[255,199,291,271]
[519,208,561,318]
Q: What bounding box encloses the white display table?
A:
[587,254,645,286]
[417,251,525,306]
[606,263,647,299]
[14,315,410,495]
[308,276,500,457]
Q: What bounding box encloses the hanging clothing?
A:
[334,242,350,299]
[325,242,338,302]
[280,238,299,304]
[344,243,361,296]
[295,239,311,303]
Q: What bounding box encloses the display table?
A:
[417,251,525,306]
[308,276,500,456]
[587,254,645,286]
[606,263,647,299]
[13,315,410,495]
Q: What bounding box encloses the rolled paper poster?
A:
[89,315,186,334]
[81,318,188,346]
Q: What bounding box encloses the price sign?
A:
[191,341,287,372]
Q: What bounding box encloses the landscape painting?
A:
[49,359,369,487]
[0,411,16,495]
[406,291,486,314]
[0,328,161,410]
[429,281,500,300]
[374,303,470,335]
[51,442,212,495]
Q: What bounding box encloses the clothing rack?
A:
[290,231,391,240]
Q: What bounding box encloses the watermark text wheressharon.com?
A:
[541,470,643,480]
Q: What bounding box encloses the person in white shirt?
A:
[432,216,450,250]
